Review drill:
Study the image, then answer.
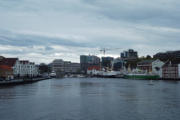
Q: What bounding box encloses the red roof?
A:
[0,58,18,67]
[88,66,101,71]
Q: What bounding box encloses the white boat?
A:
[50,71,56,78]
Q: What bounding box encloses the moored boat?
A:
[124,73,160,80]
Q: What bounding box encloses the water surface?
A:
[0,78,180,120]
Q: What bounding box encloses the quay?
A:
[0,77,52,86]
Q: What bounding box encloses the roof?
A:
[29,62,35,65]
[0,58,18,67]
[0,56,5,60]
[138,60,155,65]
[20,60,29,64]
[88,66,101,71]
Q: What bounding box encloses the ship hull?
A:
[124,74,160,80]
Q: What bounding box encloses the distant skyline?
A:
[0,0,180,64]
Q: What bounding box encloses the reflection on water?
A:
[0,78,179,120]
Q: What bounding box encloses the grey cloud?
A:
[0,29,88,47]
[82,0,180,28]
[0,0,180,63]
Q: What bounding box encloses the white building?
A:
[0,57,38,78]
[13,60,38,77]
[28,62,39,77]
[52,59,80,74]
[152,59,165,78]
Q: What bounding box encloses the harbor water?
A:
[0,78,180,120]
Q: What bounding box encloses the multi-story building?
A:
[152,59,165,78]
[137,60,155,73]
[52,59,64,72]
[112,58,125,71]
[154,50,180,61]
[0,57,38,78]
[101,57,114,69]
[137,59,165,77]
[69,63,81,73]
[19,60,29,77]
[52,59,80,74]
[162,61,180,79]
[64,61,80,74]
[0,58,19,77]
[28,62,39,77]
[0,65,14,80]
[14,60,39,77]
[80,55,100,73]
[121,49,138,59]
[87,66,101,75]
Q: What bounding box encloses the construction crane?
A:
[100,48,122,56]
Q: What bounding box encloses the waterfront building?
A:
[14,60,38,77]
[121,49,138,59]
[52,59,80,74]
[19,60,29,77]
[137,60,155,73]
[64,61,80,74]
[152,59,165,78]
[52,59,64,72]
[162,61,180,79]
[80,55,100,73]
[153,50,180,62]
[112,58,125,71]
[101,57,114,69]
[69,63,81,73]
[0,57,38,78]
[87,66,101,75]
[28,62,39,77]
[62,61,71,73]
[0,65,14,80]
[0,58,19,77]
[121,49,139,70]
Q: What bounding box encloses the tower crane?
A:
[100,48,122,56]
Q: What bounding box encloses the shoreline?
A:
[0,77,52,86]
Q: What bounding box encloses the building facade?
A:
[101,57,114,69]
[121,49,138,59]
[162,62,179,79]
[80,55,100,73]
[112,58,125,71]
[137,60,155,73]
[52,59,80,74]
[52,59,64,72]
[154,50,180,61]
[152,59,165,78]
[87,66,101,75]
[0,57,38,78]
[64,61,80,74]
[0,65,14,80]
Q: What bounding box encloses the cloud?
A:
[0,0,180,63]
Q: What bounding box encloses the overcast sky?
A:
[0,0,180,64]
